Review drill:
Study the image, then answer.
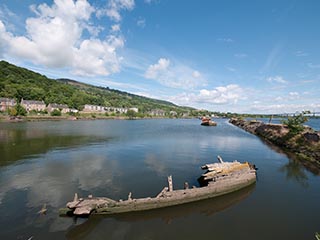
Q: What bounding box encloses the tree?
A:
[282,111,310,135]
[14,104,27,116]
[126,109,137,119]
[50,109,61,116]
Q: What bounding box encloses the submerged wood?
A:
[59,156,257,217]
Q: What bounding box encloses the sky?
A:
[0,0,320,114]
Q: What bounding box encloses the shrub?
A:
[282,111,310,135]
[51,109,61,116]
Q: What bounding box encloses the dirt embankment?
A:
[229,118,320,171]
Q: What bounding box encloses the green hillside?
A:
[0,60,195,115]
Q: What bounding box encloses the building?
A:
[149,109,166,117]
[47,103,70,113]
[82,104,106,113]
[20,99,46,112]
[129,107,139,113]
[0,98,16,112]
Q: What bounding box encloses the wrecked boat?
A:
[59,156,257,217]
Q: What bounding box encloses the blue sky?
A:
[0,0,320,114]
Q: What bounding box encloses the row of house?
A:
[0,98,139,115]
[0,98,78,113]
[81,105,139,114]
[1,98,186,117]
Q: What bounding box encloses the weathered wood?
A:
[168,175,173,192]
[217,155,224,163]
[60,158,257,217]
[128,192,132,201]
[156,187,169,198]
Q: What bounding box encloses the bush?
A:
[11,104,27,116]
[282,111,310,135]
[50,109,61,116]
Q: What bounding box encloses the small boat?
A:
[201,117,217,126]
[59,156,257,217]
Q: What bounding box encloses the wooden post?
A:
[156,187,169,198]
[168,175,173,192]
[269,115,273,124]
[217,155,224,163]
[73,193,78,202]
[128,192,132,201]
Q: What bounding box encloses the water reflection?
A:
[66,184,255,240]
[279,160,309,187]
[1,119,320,240]
[144,153,167,176]
[0,149,121,234]
[0,126,111,166]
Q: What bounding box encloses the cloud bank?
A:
[0,0,130,77]
[144,58,207,89]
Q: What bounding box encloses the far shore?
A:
[0,114,194,122]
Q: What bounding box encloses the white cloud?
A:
[226,66,236,72]
[0,0,125,77]
[144,58,207,89]
[307,63,320,69]
[261,43,283,72]
[169,84,246,106]
[217,38,234,43]
[294,50,308,57]
[234,53,247,58]
[137,17,146,28]
[274,92,300,103]
[267,75,288,84]
[104,0,135,22]
[111,24,121,32]
[192,70,201,78]
[289,91,299,99]
[249,103,320,114]
[145,58,170,79]
[72,36,124,76]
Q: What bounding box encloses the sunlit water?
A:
[0,119,319,240]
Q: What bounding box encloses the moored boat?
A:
[59,156,256,217]
[201,117,217,126]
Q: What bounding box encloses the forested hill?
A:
[0,60,194,113]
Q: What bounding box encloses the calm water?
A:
[0,119,319,240]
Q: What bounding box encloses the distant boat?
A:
[201,117,217,126]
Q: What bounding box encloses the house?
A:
[0,98,16,112]
[82,104,106,113]
[129,107,139,113]
[169,111,178,116]
[47,103,70,113]
[20,99,46,112]
[149,109,166,117]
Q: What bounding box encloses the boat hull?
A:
[60,168,256,216]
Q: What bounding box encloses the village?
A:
[0,97,184,118]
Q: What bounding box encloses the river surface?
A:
[0,118,319,240]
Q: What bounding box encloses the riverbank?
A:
[0,114,186,122]
[229,118,320,173]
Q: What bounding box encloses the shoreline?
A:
[229,118,320,174]
[0,114,195,122]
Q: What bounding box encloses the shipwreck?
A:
[59,156,257,217]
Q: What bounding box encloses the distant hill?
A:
[0,60,195,114]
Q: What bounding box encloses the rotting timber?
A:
[59,156,256,217]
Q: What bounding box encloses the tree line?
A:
[0,61,195,117]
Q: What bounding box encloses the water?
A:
[0,118,319,240]
[247,117,320,131]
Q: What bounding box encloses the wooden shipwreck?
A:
[59,156,257,217]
